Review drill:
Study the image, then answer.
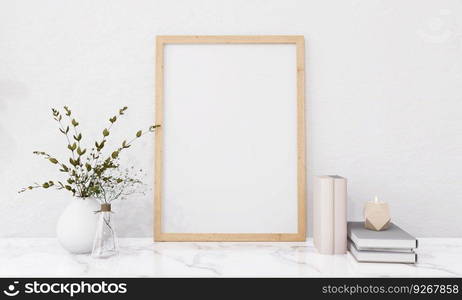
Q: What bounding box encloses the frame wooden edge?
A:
[156,233,306,242]
[154,36,164,242]
[296,37,307,240]
[154,35,306,242]
[156,35,304,44]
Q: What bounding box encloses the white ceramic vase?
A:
[56,197,100,254]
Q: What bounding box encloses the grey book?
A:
[347,222,418,250]
[348,240,417,264]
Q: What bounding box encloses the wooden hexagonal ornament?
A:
[364,197,390,231]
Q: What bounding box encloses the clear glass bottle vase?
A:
[91,203,119,258]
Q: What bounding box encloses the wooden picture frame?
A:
[154,35,306,241]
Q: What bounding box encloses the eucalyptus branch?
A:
[51,108,85,196]
[19,106,158,201]
[106,124,161,163]
[18,180,69,194]
[64,106,85,163]
[91,106,128,168]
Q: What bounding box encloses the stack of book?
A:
[347,222,418,264]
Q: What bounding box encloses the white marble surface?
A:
[0,238,461,277]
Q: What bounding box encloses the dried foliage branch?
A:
[19,106,160,203]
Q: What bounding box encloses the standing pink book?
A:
[313,176,334,254]
[333,176,347,254]
[313,175,347,254]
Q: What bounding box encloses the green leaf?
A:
[103,128,109,137]
[68,143,77,151]
[42,182,50,188]
[59,164,69,172]
[71,119,79,127]
[64,106,71,116]
[122,140,131,149]
[49,158,58,164]
[69,158,77,167]
[136,130,142,137]
[109,116,117,123]
[65,185,72,191]
[73,133,82,141]
[119,106,128,115]
[111,151,119,159]
[149,124,161,132]
[77,147,86,156]
[95,140,105,151]
[65,126,70,134]
[85,163,92,171]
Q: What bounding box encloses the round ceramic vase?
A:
[56,197,100,254]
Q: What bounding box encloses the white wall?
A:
[0,0,461,238]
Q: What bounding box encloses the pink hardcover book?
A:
[313,175,347,255]
[313,176,334,254]
[333,176,347,254]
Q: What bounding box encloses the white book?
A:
[348,222,418,250]
[348,240,417,264]
[313,175,347,254]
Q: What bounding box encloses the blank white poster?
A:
[162,44,297,233]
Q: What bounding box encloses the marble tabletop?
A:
[0,238,461,277]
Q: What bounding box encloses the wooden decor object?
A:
[364,196,391,231]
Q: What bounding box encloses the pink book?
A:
[333,176,347,254]
[313,175,347,255]
[313,176,334,254]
